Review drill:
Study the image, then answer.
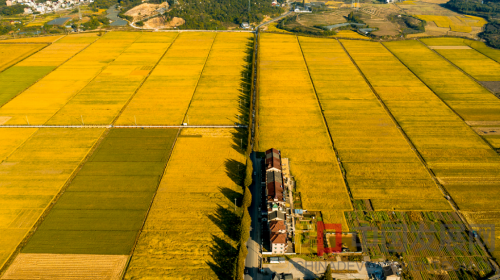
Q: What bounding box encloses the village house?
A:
[270,232,288,254]
[265,148,281,172]
[269,220,286,234]
[266,171,284,204]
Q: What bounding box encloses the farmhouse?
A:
[266,171,284,203]
[265,148,281,172]
[269,209,286,221]
[270,232,288,254]
[270,220,286,233]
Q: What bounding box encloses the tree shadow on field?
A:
[207,234,238,280]
[207,204,241,242]
[219,187,243,207]
[230,127,248,155]
[232,37,254,154]
[225,158,245,186]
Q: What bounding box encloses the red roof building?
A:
[270,220,287,233]
[265,148,281,172]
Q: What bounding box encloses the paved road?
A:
[245,153,263,280]
[256,10,293,30]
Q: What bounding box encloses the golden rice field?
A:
[0,34,99,108]
[467,40,500,63]
[341,40,500,213]
[0,35,65,43]
[420,37,500,81]
[415,15,487,33]
[384,40,500,149]
[299,37,450,211]
[185,32,253,125]
[45,33,175,125]
[0,44,46,72]
[116,32,215,125]
[258,34,352,226]
[124,128,244,279]
[0,128,104,269]
[0,32,142,125]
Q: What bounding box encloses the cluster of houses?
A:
[263,148,293,255]
[5,0,93,15]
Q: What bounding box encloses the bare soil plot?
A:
[143,16,185,29]
[1,254,128,280]
[124,3,168,22]
[480,81,500,94]
[472,127,500,135]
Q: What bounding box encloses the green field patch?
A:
[22,230,137,255]
[78,162,166,176]
[37,210,146,231]
[53,192,155,211]
[68,176,160,192]
[90,149,167,162]
[0,66,56,107]
[23,128,178,256]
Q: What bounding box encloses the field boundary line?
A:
[0,128,109,277]
[0,128,38,165]
[296,36,354,209]
[0,125,246,128]
[342,40,500,273]
[381,41,498,153]
[181,32,218,125]
[0,36,102,111]
[112,33,180,125]
[337,39,454,208]
[119,128,182,280]
[0,43,48,74]
[417,38,500,99]
[42,33,144,126]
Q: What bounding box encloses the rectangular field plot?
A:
[0,128,104,270]
[384,40,500,149]
[342,40,500,212]
[0,35,65,43]
[1,253,128,280]
[467,40,500,63]
[185,32,253,125]
[116,32,216,125]
[0,128,37,162]
[44,33,177,125]
[257,34,351,225]
[0,34,99,108]
[299,37,448,211]
[421,37,500,81]
[462,211,500,262]
[0,32,141,125]
[0,44,46,72]
[22,128,178,256]
[124,128,244,279]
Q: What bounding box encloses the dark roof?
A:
[269,210,286,221]
[266,171,283,202]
